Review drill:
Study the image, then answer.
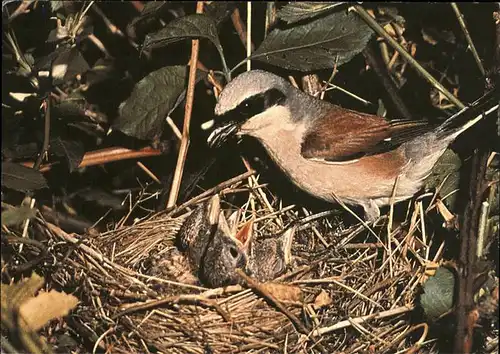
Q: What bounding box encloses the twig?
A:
[264,2,277,37]
[454,150,489,353]
[171,170,255,214]
[231,8,255,53]
[352,5,465,110]
[363,43,413,120]
[6,0,33,23]
[92,4,125,37]
[33,97,51,170]
[136,161,161,184]
[236,269,310,335]
[21,146,164,172]
[111,294,231,322]
[246,2,252,71]
[92,327,114,354]
[167,1,204,209]
[451,3,486,76]
[2,234,49,273]
[312,305,414,336]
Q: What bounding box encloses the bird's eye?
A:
[229,246,239,259]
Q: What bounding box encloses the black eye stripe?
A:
[231,88,286,120]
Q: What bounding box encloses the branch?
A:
[166,1,204,209]
[353,5,465,110]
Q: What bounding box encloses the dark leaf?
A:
[51,47,90,84]
[420,267,456,321]
[50,1,63,13]
[50,138,85,172]
[84,58,119,87]
[129,1,169,28]
[2,143,39,160]
[251,10,374,71]
[139,1,168,18]
[277,2,346,24]
[205,1,239,27]
[75,188,125,210]
[113,65,205,140]
[1,162,48,191]
[142,14,226,72]
[424,149,461,209]
[1,205,37,227]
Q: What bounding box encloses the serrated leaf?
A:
[113,65,204,140]
[75,188,126,210]
[205,1,239,27]
[277,2,346,24]
[424,149,461,209]
[139,1,168,18]
[1,205,37,227]
[142,14,229,77]
[420,267,455,321]
[2,162,48,191]
[251,10,374,71]
[129,1,169,28]
[143,14,220,52]
[51,47,90,84]
[50,138,85,172]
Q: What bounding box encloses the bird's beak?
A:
[207,119,241,148]
[235,218,255,252]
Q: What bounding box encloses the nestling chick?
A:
[150,195,296,287]
[208,70,499,221]
[148,195,249,288]
[177,194,249,288]
[236,220,296,282]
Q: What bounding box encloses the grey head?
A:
[209,70,299,148]
[177,195,248,288]
[214,70,293,116]
[208,70,330,148]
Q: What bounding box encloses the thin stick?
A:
[363,43,412,120]
[236,269,309,335]
[33,97,51,170]
[246,1,252,71]
[451,3,485,76]
[22,146,163,172]
[264,2,276,37]
[166,2,204,209]
[172,170,255,214]
[136,161,160,184]
[313,305,414,336]
[352,5,465,109]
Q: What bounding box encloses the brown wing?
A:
[300,106,433,162]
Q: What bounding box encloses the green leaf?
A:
[1,162,48,191]
[1,205,37,227]
[50,138,85,172]
[113,65,204,140]
[205,2,239,27]
[142,14,229,78]
[250,10,374,71]
[424,149,461,210]
[143,14,220,51]
[129,1,169,28]
[277,2,346,24]
[420,267,456,321]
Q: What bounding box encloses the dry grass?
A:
[32,169,465,354]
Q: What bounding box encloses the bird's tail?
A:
[435,87,499,140]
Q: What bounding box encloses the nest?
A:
[40,171,452,354]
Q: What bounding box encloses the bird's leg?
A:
[362,200,381,222]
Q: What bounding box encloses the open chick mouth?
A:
[207,120,241,148]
